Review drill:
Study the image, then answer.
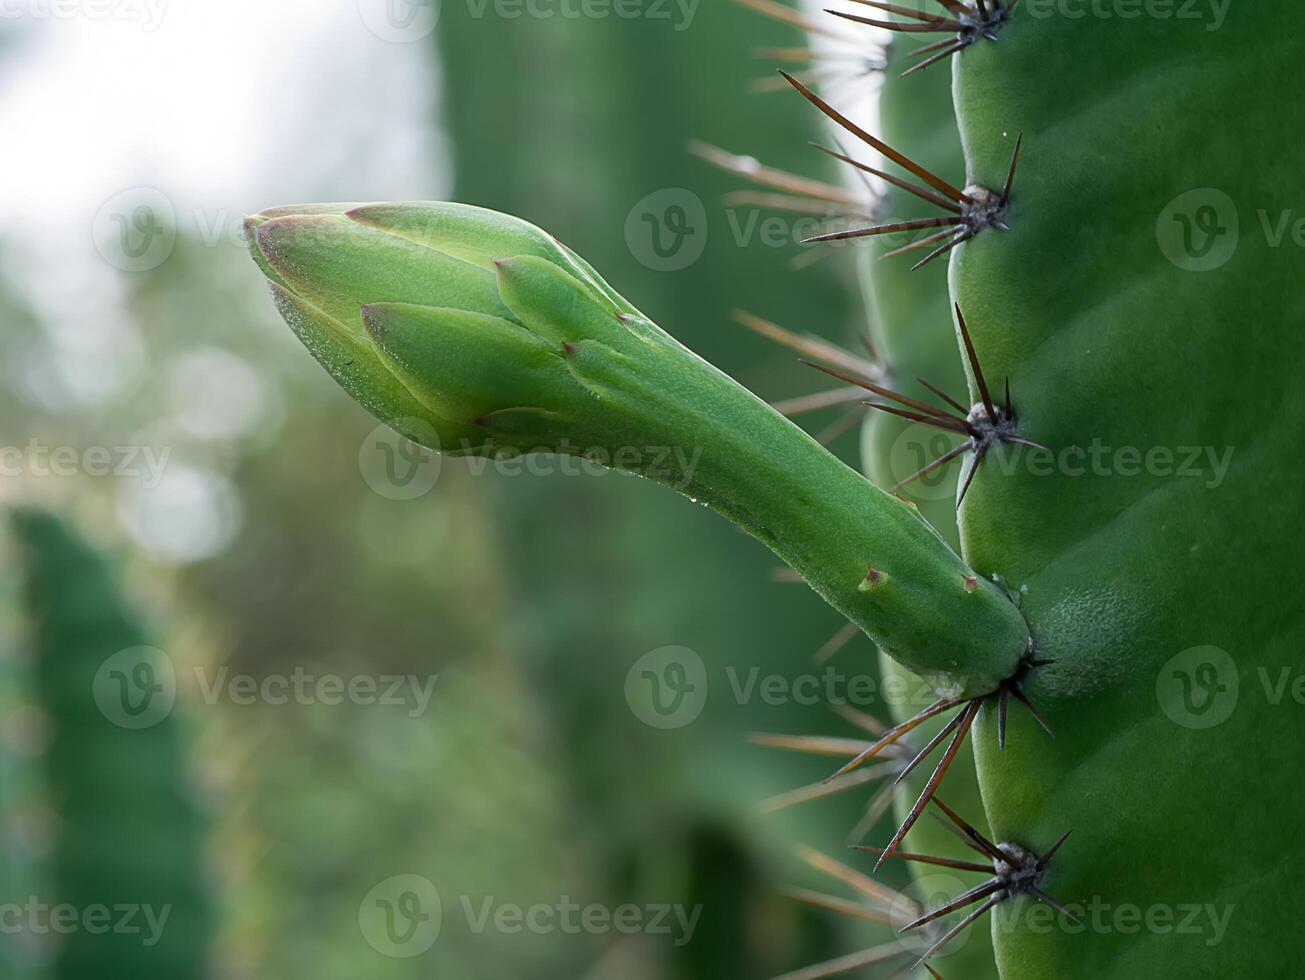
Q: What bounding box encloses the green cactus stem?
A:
[246,202,1030,701]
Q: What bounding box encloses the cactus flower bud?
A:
[246,201,1030,697]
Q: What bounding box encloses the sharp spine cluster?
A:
[857,797,1075,971]
[832,0,1021,76]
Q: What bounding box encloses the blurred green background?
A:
[0,4,926,977]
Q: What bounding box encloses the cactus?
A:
[247,4,1303,977]
[709,15,1011,976]
[843,23,1008,979]
[9,510,212,980]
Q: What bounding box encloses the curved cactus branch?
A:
[245,202,1030,698]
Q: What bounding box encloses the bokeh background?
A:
[0,2,925,977]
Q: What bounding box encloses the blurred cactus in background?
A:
[5,509,212,979]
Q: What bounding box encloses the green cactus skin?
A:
[942,9,1305,978]
[856,32,1000,980]
[246,203,1031,700]
[10,510,211,980]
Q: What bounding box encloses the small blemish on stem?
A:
[859,565,888,592]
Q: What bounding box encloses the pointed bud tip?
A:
[358,303,388,343]
[242,214,265,241]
